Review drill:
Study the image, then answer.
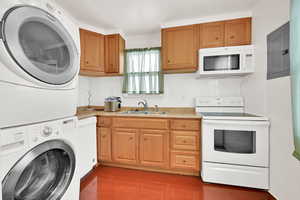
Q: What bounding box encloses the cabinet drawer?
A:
[98,117,112,127]
[170,151,200,171]
[113,118,169,130]
[171,131,199,151]
[170,119,200,131]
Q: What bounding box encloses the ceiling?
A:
[55,0,259,36]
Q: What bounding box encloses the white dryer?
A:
[0,117,80,200]
[0,0,80,128]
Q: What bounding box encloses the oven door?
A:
[2,140,75,200]
[202,119,269,167]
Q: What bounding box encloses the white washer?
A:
[0,117,80,200]
[0,0,80,128]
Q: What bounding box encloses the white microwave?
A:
[198,45,254,77]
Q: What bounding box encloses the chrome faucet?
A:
[138,99,148,111]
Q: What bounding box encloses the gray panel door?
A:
[267,22,290,80]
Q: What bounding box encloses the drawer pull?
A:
[182,160,187,163]
[129,137,133,140]
[183,140,187,143]
[102,135,106,138]
[144,138,148,141]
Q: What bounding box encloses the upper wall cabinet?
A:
[162,25,199,73]
[200,21,225,48]
[80,29,105,73]
[225,18,252,46]
[105,34,125,74]
[161,17,252,74]
[79,30,125,77]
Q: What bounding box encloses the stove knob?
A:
[43,126,53,137]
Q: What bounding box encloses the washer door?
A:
[2,140,76,200]
[1,6,79,85]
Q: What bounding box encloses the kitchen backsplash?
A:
[78,74,243,107]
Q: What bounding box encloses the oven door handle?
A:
[203,120,270,126]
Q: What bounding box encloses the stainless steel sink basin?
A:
[120,110,167,115]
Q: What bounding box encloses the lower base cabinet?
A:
[97,117,201,176]
[112,128,139,165]
[97,127,111,162]
[170,150,200,171]
[140,130,169,168]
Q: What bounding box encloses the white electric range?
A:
[195,97,270,189]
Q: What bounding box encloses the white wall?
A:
[85,32,243,107]
[243,0,300,199]
[77,76,91,106]
[89,75,243,107]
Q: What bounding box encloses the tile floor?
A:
[80,166,276,200]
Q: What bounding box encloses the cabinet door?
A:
[97,127,111,162]
[162,25,198,71]
[80,29,105,72]
[139,130,169,168]
[105,34,119,73]
[200,22,225,48]
[225,18,252,46]
[112,128,138,165]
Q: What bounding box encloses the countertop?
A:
[76,106,201,120]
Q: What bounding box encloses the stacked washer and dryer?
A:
[0,0,81,199]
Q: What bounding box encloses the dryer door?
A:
[1,6,79,85]
[2,140,76,200]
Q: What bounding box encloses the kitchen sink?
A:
[120,110,167,115]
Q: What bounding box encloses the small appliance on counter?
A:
[195,97,270,189]
[104,96,122,112]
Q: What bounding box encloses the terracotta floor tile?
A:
[80,166,276,200]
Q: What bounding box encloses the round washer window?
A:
[2,140,76,200]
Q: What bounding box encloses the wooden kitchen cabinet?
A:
[79,29,125,77]
[97,127,112,162]
[97,116,201,176]
[161,17,252,74]
[112,128,139,165]
[162,25,199,73]
[171,131,199,151]
[200,21,225,48]
[225,18,252,46]
[139,130,169,168]
[170,150,200,171]
[80,29,105,73]
[105,34,125,74]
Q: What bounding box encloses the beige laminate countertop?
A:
[76,106,201,120]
